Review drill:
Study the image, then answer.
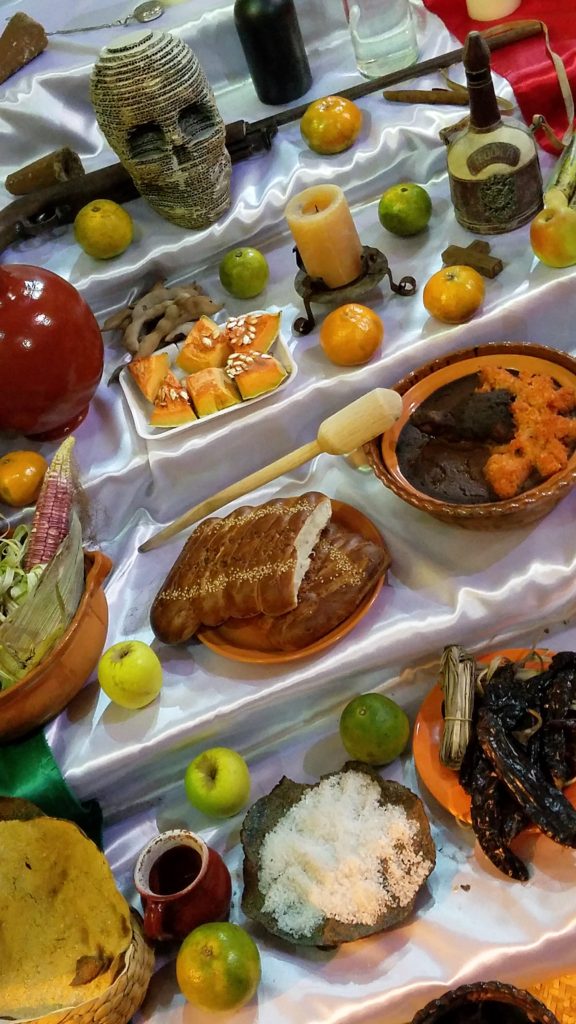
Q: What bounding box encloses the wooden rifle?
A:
[0,21,542,255]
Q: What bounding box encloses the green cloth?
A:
[0,729,103,847]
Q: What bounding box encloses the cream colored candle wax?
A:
[466,0,520,20]
[285,184,363,289]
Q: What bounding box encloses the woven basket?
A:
[530,977,576,1024]
[14,911,154,1024]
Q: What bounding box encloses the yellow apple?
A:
[530,201,576,268]
[97,640,163,709]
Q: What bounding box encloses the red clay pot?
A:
[0,264,103,439]
[135,829,233,942]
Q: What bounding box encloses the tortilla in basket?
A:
[0,817,133,1019]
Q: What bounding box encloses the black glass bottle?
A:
[234,0,312,106]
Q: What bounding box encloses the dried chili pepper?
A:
[478,708,576,848]
[541,652,576,788]
[469,751,529,881]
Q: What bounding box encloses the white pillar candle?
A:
[285,184,363,289]
[466,0,521,20]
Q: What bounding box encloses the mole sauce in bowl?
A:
[366,343,576,529]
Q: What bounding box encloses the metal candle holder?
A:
[292,245,416,335]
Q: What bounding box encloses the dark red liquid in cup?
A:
[149,845,203,896]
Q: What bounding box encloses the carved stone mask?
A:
[91,30,231,229]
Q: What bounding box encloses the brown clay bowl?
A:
[410,981,559,1024]
[0,549,112,743]
[365,342,576,530]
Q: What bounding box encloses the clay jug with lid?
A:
[0,264,103,440]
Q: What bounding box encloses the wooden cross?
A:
[441,240,503,279]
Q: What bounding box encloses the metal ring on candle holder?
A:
[292,245,416,335]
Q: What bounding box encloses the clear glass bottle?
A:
[234,0,312,106]
[447,32,542,234]
[342,0,418,79]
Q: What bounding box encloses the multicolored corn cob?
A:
[24,436,76,570]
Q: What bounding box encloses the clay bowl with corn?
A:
[366,342,576,530]
[0,439,112,743]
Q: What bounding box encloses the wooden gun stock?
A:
[0,163,137,255]
[0,123,274,255]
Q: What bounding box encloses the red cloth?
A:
[422,0,576,151]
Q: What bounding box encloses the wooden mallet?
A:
[139,387,402,552]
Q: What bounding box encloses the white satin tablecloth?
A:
[2,2,576,1022]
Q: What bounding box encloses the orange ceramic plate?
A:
[381,352,576,504]
[197,500,387,665]
[413,648,576,823]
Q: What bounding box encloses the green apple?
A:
[219,247,269,300]
[97,640,163,709]
[185,747,251,818]
[378,182,432,237]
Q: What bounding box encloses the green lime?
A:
[219,247,269,299]
[339,692,410,766]
[378,182,432,237]
[176,922,261,1012]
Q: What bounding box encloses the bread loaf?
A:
[151,492,332,644]
[250,521,389,650]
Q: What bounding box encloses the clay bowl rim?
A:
[0,547,112,709]
[365,341,576,523]
[410,980,559,1024]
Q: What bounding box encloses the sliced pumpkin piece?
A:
[225,311,281,354]
[150,371,197,428]
[128,351,170,402]
[226,351,287,400]
[186,368,242,417]
[175,316,232,374]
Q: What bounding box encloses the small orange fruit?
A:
[319,303,384,366]
[0,450,48,507]
[339,692,410,766]
[300,95,362,155]
[423,265,485,324]
[74,199,133,260]
[176,922,261,1012]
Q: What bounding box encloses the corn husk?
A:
[546,133,576,208]
[439,644,476,770]
[0,511,84,690]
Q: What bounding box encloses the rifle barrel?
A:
[259,20,543,132]
[0,20,543,256]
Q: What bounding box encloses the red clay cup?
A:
[134,829,232,942]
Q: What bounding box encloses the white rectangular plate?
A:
[119,315,297,441]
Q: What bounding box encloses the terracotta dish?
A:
[197,500,387,664]
[413,648,576,824]
[411,981,559,1024]
[0,549,112,743]
[366,342,576,529]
